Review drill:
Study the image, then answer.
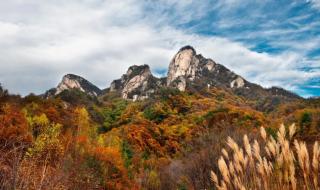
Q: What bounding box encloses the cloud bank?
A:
[0,0,319,97]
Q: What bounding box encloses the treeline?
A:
[0,85,319,189]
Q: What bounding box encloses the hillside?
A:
[0,47,319,190]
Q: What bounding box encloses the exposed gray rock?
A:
[166,45,248,91]
[41,45,300,103]
[165,45,301,103]
[44,74,102,98]
[110,79,122,92]
[104,45,300,102]
[230,76,245,88]
[109,65,165,101]
[167,46,198,90]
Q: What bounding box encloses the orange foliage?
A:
[124,123,165,156]
[0,104,32,146]
[90,146,138,190]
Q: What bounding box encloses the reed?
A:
[211,124,320,190]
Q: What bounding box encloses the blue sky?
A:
[153,0,320,96]
[0,0,319,97]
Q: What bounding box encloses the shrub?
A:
[205,107,230,119]
[211,124,320,190]
[121,140,133,169]
[99,100,127,132]
[300,112,312,129]
[0,84,8,97]
[265,127,277,139]
[143,103,169,123]
[57,89,99,106]
[158,87,181,101]
[27,123,64,162]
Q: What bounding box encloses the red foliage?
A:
[91,146,139,190]
[125,123,166,157]
[0,104,32,147]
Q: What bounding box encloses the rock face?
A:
[42,45,299,102]
[167,46,198,91]
[44,74,102,98]
[165,46,303,103]
[110,65,164,101]
[104,45,300,101]
[167,46,248,91]
[107,46,253,101]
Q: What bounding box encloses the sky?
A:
[0,0,319,97]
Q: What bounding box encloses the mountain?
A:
[44,74,102,98]
[166,46,301,101]
[108,64,165,101]
[103,45,300,103]
[2,46,319,190]
[167,45,250,91]
[43,46,300,106]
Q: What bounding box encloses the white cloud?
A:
[308,0,320,9]
[0,0,318,97]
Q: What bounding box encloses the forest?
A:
[1,84,320,190]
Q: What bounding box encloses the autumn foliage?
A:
[0,87,319,189]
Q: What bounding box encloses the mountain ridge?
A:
[43,45,301,101]
[44,73,102,98]
[1,47,319,190]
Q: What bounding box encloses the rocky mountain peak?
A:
[125,65,152,79]
[167,45,217,91]
[44,74,102,98]
[167,46,197,91]
[164,46,301,102]
[110,64,164,101]
[42,46,300,102]
[105,45,253,100]
[178,45,197,54]
[56,74,86,94]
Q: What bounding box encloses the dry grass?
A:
[211,124,320,190]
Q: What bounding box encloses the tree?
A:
[75,107,90,135]
[0,104,32,147]
[26,113,49,138]
[0,83,8,97]
[27,123,64,163]
[300,111,312,131]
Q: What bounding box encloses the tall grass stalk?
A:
[211,124,320,190]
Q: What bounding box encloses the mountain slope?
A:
[44,74,102,98]
[43,46,300,104]
[108,65,165,100]
[99,45,301,108]
[166,46,301,101]
[1,46,319,190]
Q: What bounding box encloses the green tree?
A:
[300,112,312,131]
[121,140,133,168]
[99,100,127,132]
